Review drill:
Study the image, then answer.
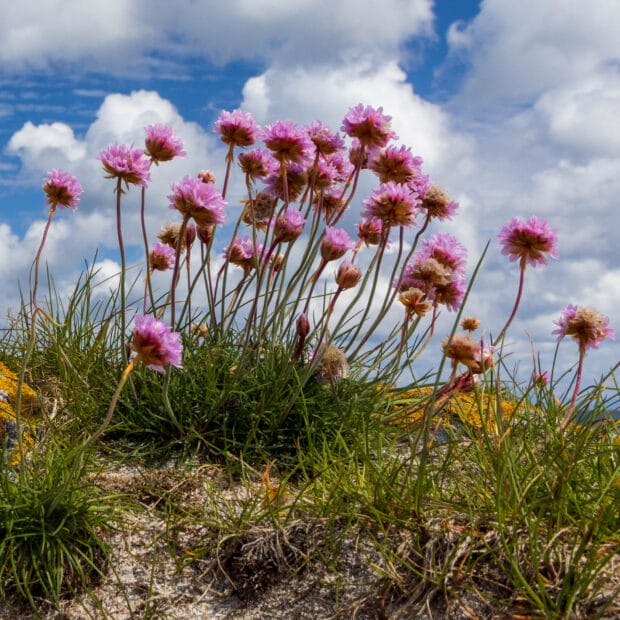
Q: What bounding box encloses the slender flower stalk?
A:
[552,305,615,427]
[494,216,558,344]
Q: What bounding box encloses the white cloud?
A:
[0,0,433,74]
[448,0,620,109]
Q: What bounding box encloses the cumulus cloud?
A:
[0,0,433,74]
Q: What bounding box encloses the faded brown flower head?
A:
[314,345,349,384]
[461,316,481,332]
[420,185,456,220]
[190,322,209,338]
[241,192,277,231]
[158,222,187,251]
[441,334,493,373]
[408,257,452,288]
[399,287,432,318]
[197,170,216,184]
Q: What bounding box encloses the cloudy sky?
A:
[0,0,618,393]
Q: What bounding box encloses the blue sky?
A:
[0,0,618,392]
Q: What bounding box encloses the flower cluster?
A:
[130,315,183,371]
[553,305,615,350]
[145,124,186,163]
[168,176,226,227]
[98,144,151,189]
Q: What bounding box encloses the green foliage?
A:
[0,440,115,613]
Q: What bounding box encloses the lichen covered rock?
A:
[0,361,40,465]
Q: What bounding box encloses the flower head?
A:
[305,120,345,156]
[419,185,458,221]
[224,236,262,275]
[149,242,176,272]
[361,182,419,228]
[552,305,615,350]
[320,226,355,262]
[168,176,226,227]
[238,148,277,180]
[42,169,83,212]
[261,120,314,164]
[264,162,308,202]
[461,316,481,332]
[158,222,187,250]
[215,109,259,148]
[341,104,397,149]
[335,260,362,289]
[98,144,151,189]
[399,287,432,318]
[273,208,305,243]
[130,315,183,371]
[144,124,185,164]
[418,233,467,276]
[442,334,493,374]
[498,215,558,267]
[241,191,277,231]
[369,145,423,185]
[312,345,349,384]
[357,217,383,246]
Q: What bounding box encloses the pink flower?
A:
[215,109,260,148]
[357,217,383,246]
[261,120,314,163]
[552,305,615,350]
[130,314,183,371]
[42,169,83,212]
[149,242,176,271]
[264,163,308,202]
[418,233,468,276]
[273,208,306,243]
[498,215,558,267]
[312,159,339,190]
[335,260,362,289]
[224,236,262,275]
[341,104,397,149]
[98,144,151,188]
[325,151,354,182]
[144,124,185,163]
[432,276,467,312]
[305,120,345,156]
[168,176,226,227]
[320,226,355,262]
[361,181,419,228]
[238,148,277,180]
[419,185,458,221]
[369,145,423,185]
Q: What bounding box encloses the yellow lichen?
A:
[0,361,40,465]
[383,384,517,434]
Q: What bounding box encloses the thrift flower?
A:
[273,208,305,243]
[399,287,432,318]
[442,334,493,374]
[320,226,355,262]
[305,120,345,156]
[261,120,314,164]
[144,124,186,163]
[341,104,397,149]
[419,185,458,221]
[197,170,216,184]
[361,182,419,228]
[498,215,558,267]
[418,233,468,276]
[335,260,362,289]
[98,144,151,188]
[312,345,349,384]
[357,218,383,246]
[264,163,308,202]
[42,169,83,212]
[224,236,262,275]
[238,149,277,180]
[168,176,226,227]
[215,109,259,148]
[130,314,183,371]
[552,305,615,350]
[149,242,176,271]
[461,316,481,332]
[369,145,423,185]
[241,192,277,230]
[158,222,187,250]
